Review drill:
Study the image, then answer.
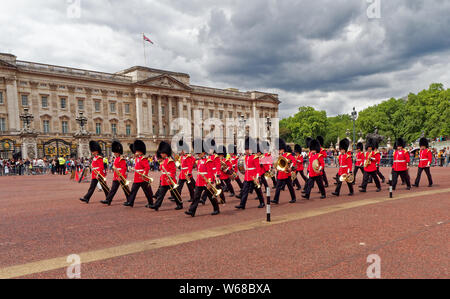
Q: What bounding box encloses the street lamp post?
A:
[266,117,272,142]
[351,107,358,150]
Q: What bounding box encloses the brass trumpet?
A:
[161,165,183,204]
[113,167,131,197]
[200,174,223,201]
[364,152,373,168]
[134,170,154,184]
[253,175,261,189]
[92,168,111,194]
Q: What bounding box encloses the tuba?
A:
[339,173,355,184]
[312,160,321,173]
[276,156,291,172]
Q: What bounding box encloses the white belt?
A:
[340,166,348,168]
[92,167,99,170]
[247,168,256,170]
[420,159,428,161]
[181,167,189,170]
[199,172,208,175]
[136,169,144,172]
[394,160,406,163]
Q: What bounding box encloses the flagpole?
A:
[142,33,147,66]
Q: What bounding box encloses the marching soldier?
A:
[332,139,354,197]
[235,138,266,210]
[272,138,297,204]
[79,141,109,204]
[150,142,183,211]
[101,141,128,206]
[369,144,386,184]
[359,138,382,193]
[185,139,220,217]
[176,141,196,202]
[292,144,307,190]
[302,139,326,200]
[218,145,236,198]
[124,140,154,208]
[317,136,329,188]
[260,141,277,190]
[353,142,365,185]
[229,145,244,190]
[391,138,411,190]
[413,137,433,188]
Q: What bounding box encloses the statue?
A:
[366,127,385,146]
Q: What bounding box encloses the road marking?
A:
[1,187,449,279]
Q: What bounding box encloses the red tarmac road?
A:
[0,168,448,279]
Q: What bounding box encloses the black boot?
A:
[185,211,195,217]
[79,198,89,204]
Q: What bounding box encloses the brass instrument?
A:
[92,168,111,194]
[161,164,183,204]
[134,170,154,184]
[364,152,373,168]
[174,154,181,168]
[312,160,320,173]
[200,173,223,202]
[291,170,298,181]
[264,169,276,179]
[276,156,292,172]
[253,175,261,189]
[237,156,246,175]
[339,173,355,184]
[113,166,131,197]
[221,160,238,180]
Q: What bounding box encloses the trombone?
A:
[92,168,111,194]
[161,165,183,204]
[200,173,223,203]
[113,166,131,197]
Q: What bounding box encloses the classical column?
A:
[252,101,259,137]
[5,77,20,132]
[135,93,144,138]
[168,96,173,135]
[177,98,184,119]
[147,93,153,136]
[157,95,163,136]
[30,81,40,132]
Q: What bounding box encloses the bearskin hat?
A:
[129,143,135,154]
[89,141,102,155]
[366,138,377,151]
[245,137,257,151]
[176,138,190,153]
[305,137,313,149]
[278,138,287,151]
[133,140,146,155]
[309,139,321,153]
[112,141,123,155]
[419,137,429,148]
[339,139,350,152]
[395,138,406,149]
[156,141,172,159]
[217,145,227,156]
[317,136,325,147]
[286,145,293,153]
[357,142,364,151]
[204,138,216,154]
[294,144,302,154]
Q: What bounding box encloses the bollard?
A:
[266,187,271,222]
[389,174,393,198]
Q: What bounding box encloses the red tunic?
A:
[355,152,364,167]
[307,153,325,177]
[261,153,273,173]
[393,150,410,172]
[295,154,304,171]
[418,149,432,168]
[91,155,106,180]
[113,157,127,181]
[219,158,232,180]
[338,152,353,176]
[244,154,260,182]
[179,154,195,180]
[196,158,215,187]
[160,158,177,186]
[133,156,150,183]
[363,152,379,173]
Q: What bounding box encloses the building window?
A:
[41,96,48,108]
[126,124,131,136]
[172,106,176,116]
[0,118,6,132]
[229,111,233,119]
[60,98,67,109]
[110,102,116,113]
[0,91,3,104]
[96,123,102,135]
[161,106,165,116]
[21,95,29,106]
[111,123,117,135]
[210,110,214,118]
[152,105,155,115]
[78,99,84,110]
[62,121,68,134]
[124,103,130,114]
[94,101,101,112]
[163,125,167,135]
[152,125,155,134]
[43,120,50,134]
[219,111,224,119]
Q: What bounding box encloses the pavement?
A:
[0,167,448,279]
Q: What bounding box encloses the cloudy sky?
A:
[1,0,450,118]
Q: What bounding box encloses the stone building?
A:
[0,53,280,159]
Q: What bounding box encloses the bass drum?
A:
[237,156,246,175]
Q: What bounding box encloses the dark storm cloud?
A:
[1,0,449,117]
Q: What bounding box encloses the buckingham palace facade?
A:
[0,53,280,159]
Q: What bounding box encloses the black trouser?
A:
[235,176,243,189]
[304,176,326,198]
[82,179,108,202]
[353,166,364,184]
[239,181,265,208]
[127,182,154,206]
[201,180,226,204]
[222,178,235,195]
[369,166,385,183]
[414,167,433,186]
[274,178,296,203]
[361,171,381,190]
[260,175,269,191]
[322,169,329,186]
[177,177,196,201]
[188,186,219,215]
[271,177,277,188]
[104,180,123,203]
[392,170,411,190]
[334,180,354,195]
[154,185,182,208]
